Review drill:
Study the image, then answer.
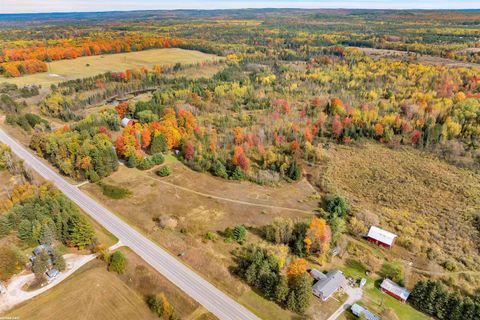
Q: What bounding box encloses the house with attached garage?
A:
[367,226,397,249]
[311,269,346,301]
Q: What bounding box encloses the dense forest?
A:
[0,9,479,318]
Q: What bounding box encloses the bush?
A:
[442,260,457,271]
[151,153,165,165]
[108,251,126,274]
[156,166,172,177]
[99,182,131,199]
[212,160,228,178]
[204,231,218,241]
[137,157,155,170]
[232,225,247,244]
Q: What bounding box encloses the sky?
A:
[0,0,478,14]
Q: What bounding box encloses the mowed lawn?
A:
[0,48,221,87]
[5,260,158,320]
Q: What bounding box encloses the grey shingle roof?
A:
[312,269,346,300]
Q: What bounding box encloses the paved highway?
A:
[0,128,259,320]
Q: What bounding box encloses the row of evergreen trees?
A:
[409,280,480,320]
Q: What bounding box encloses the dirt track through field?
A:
[143,172,314,214]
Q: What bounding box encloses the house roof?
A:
[367,226,397,246]
[309,269,327,281]
[351,304,380,320]
[380,278,410,300]
[33,244,53,256]
[46,269,59,278]
[121,118,132,127]
[312,269,346,299]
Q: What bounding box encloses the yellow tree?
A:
[304,218,331,258]
[286,258,308,282]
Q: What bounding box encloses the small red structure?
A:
[380,278,410,302]
[367,226,397,249]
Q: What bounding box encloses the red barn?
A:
[367,226,397,249]
[380,278,410,302]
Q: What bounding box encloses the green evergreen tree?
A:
[127,155,139,168]
[40,224,55,245]
[232,225,247,244]
[150,133,167,154]
[32,250,49,280]
[108,251,127,274]
[275,276,289,303]
[287,161,301,181]
[52,249,66,271]
[68,214,94,249]
[212,160,228,178]
[18,219,32,241]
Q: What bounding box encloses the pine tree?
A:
[40,224,55,245]
[150,133,167,154]
[52,249,66,271]
[290,273,312,314]
[232,225,247,244]
[32,249,49,280]
[275,276,289,303]
[68,214,94,249]
[18,219,32,241]
[287,161,301,181]
[108,251,127,274]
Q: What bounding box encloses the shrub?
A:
[232,225,247,244]
[98,182,131,199]
[137,157,155,170]
[156,166,172,177]
[151,153,165,165]
[204,231,218,241]
[442,260,457,271]
[212,160,228,178]
[108,251,126,274]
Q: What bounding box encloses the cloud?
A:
[0,0,478,14]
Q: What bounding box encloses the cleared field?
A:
[81,160,317,316]
[4,249,204,320]
[308,141,480,291]
[5,260,158,320]
[0,48,221,88]
[354,46,480,69]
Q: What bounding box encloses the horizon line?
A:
[1,7,480,15]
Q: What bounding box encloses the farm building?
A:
[312,269,346,301]
[367,226,397,248]
[380,278,410,302]
[351,304,380,320]
[121,117,135,127]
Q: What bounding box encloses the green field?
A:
[0,48,221,88]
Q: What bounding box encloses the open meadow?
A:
[5,248,210,320]
[0,48,221,88]
[81,160,318,319]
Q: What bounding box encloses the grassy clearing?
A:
[238,290,300,320]
[333,255,430,320]
[81,162,317,316]
[5,260,158,320]
[5,249,201,320]
[0,48,221,87]
[354,46,480,69]
[313,141,480,279]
